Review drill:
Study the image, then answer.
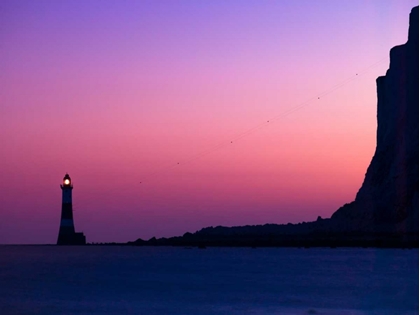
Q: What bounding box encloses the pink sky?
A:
[0,0,417,244]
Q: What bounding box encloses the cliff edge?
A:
[331,6,419,235]
[129,7,419,248]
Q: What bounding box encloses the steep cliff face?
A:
[131,7,419,247]
[331,6,419,234]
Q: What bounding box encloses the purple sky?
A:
[0,0,417,244]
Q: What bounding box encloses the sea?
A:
[0,246,418,315]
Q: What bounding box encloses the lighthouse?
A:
[57,174,86,245]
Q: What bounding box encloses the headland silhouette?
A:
[125,6,419,249]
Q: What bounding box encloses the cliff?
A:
[331,6,419,235]
[129,7,419,248]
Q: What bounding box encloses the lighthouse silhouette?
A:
[57,174,86,245]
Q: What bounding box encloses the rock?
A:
[331,6,419,234]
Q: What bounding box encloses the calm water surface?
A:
[0,246,418,315]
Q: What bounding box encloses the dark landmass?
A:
[129,6,419,249]
[126,222,418,248]
[331,6,419,236]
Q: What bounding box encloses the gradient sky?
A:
[0,0,417,244]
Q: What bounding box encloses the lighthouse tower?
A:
[57,174,86,245]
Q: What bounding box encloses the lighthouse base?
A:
[57,232,86,245]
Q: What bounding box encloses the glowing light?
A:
[64,179,70,185]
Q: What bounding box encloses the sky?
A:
[0,0,418,244]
